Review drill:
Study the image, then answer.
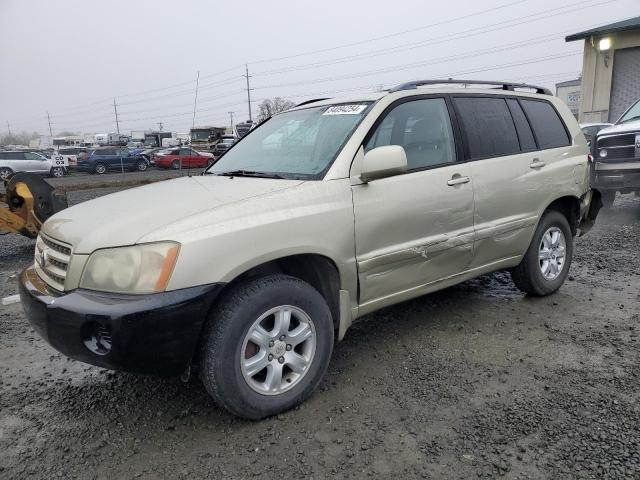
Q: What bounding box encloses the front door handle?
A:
[447,175,470,186]
[530,159,546,169]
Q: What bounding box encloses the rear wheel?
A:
[135,160,148,172]
[510,211,573,296]
[94,163,107,175]
[171,160,180,169]
[0,167,13,181]
[199,274,334,419]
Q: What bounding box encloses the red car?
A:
[154,147,215,169]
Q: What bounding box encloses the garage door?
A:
[609,46,640,122]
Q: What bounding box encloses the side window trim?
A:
[505,98,538,153]
[360,94,462,175]
[515,98,541,150]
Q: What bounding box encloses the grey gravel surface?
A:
[1,188,639,480]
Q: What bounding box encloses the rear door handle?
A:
[447,175,471,186]
[530,159,546,169]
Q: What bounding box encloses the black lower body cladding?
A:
[19,265,224,376]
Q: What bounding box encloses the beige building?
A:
[566,16,640,123]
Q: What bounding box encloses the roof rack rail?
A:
[295,98,331,107]
[388,79,552,95]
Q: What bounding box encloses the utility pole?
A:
[192,71,200,129]
[113,98,120,134]
[6,121,11,135]
[157,122,163,132]
[228,111,234,131]
[243,64,253,122]
[46,111,53,137]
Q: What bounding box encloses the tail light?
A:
[587,153,594,163]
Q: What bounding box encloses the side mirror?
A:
[361,145,407,182]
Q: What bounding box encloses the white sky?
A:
[0,0,638,135]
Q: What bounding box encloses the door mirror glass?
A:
[361,145,407,182]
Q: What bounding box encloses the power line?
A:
[252,0,619,77]
[248,0,529,65]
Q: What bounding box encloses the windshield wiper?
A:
[619,115,640,124]
[213,169,285,179]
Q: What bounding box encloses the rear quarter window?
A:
[453,97,520,160]
[519,99,570,149]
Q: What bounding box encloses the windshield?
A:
[618,99,640,124]
[207,103,371,179]
[191,130,211,141]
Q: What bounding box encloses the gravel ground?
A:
[1,187,639,480]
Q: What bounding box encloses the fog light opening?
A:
[82,322,112,356]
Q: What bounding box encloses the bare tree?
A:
[0,131,40,147]
[256,97,296,123]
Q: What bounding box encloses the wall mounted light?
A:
[598,37,612,51]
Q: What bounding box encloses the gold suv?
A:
[20,80,601,419]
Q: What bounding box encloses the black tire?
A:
[171,160,180,169]
[510,210,574,296]
[601,191,616,209]
[0,167,13,181]
[199,274,334,420]
[94,163,107,175]
[49,167,64,178]
[136,159,148,172]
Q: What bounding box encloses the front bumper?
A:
[19,265,224,376]
[593,163,640,192]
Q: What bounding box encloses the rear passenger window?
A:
[519,99,570,149]
[506,99,537,151]
[453,97,520,159]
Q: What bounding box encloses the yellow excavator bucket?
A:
[0,173,68,239]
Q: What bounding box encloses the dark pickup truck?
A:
[592,98,640,206]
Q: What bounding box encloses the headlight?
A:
[599,149,608,158]
[80,242,180,294]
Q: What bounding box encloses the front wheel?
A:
[50,167,64,178]
[171,160,180,169]
[199,274,334,419]
[94,163,107,175]
[601,191,616,209]
[510,211,573,296]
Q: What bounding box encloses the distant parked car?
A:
[580,123,612,146]
[212,136,237,157]
[0,151,65,180]
[154,147,215,169]
[77,147,149,174]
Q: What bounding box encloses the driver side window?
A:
[365,98,456,170]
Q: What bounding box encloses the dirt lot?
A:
[1,185,639,480]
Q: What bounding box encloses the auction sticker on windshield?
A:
[323,104,368,115]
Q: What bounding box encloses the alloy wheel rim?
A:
[0,170,10,180]
[539,226,566,280]
[240,305,316,396]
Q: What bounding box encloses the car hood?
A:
[42,175,304,254]
[598,120,640,136]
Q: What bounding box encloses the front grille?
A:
[34,233,72,291]
[597,133,638,161]
[597,134,635,148]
